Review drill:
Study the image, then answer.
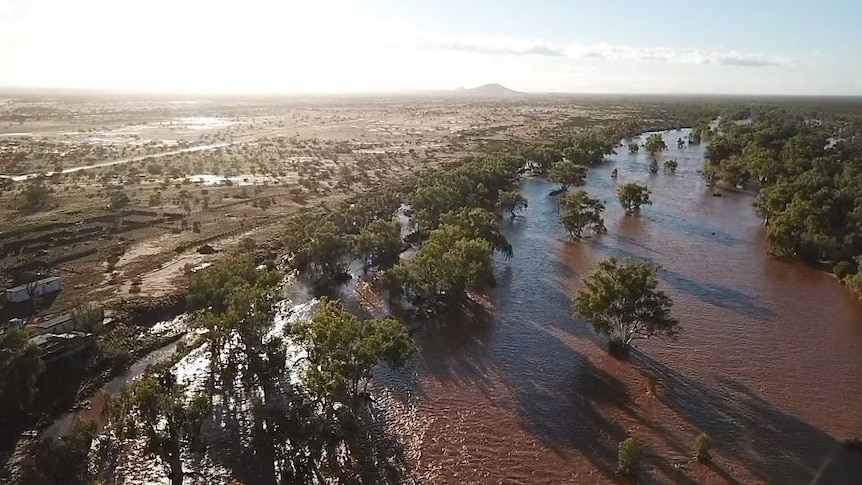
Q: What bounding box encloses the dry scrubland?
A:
[0,95,651,315]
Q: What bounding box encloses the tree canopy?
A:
[293,298,415,413]
[351,219,402,272]
[498,189,528,218]
[700,106,862,287]
[573,257,678,352]
[644,133,667,157]
[549,160,588,191]
[617,182,653,214]
[558,190,606,240]
[109,371,208,485]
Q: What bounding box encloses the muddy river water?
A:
[374,129,862,484]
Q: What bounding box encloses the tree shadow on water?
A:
[582,241,774,321]
[408,301,499,394]
[659,269,774,321]
[509,347,630,482]
[644,210,747,247]
[632,351,862,485]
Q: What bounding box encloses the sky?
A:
[0,0,860,95]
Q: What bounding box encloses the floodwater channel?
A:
[374,129,862,484]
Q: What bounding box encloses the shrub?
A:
[694,433,711,462]
[72,302,105,333]
[617,437,642,476]
[834,260,855,279]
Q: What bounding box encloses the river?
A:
[374,129,862,484]
[42,129,862,483]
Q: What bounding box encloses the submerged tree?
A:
[351,219,402,272]
[617,182,652,214]
[441,207,513,257]
[549,160,588,192]
[498,189,528,218]
[663,159,678,173]
[109,371,209,485]
[294,298,415,414]
[392,222,496,308]
[688,128,703,145]
[573,257,678,353]
[644,133,667,157]
[21,420,97,485]
[617,437,643,476]
[558,190,606,240]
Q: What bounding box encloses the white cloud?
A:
[413,34,798,68]
[416,35,566,57]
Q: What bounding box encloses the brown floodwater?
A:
[374,129,862,485]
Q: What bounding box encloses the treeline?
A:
[702,106,862,294]
[84,150,534,483]
[89,255,415,485]
[275,152,526,310]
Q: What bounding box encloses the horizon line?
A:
[1,85,861,99]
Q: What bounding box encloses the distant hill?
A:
[452,83,523,98]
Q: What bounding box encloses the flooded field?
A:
[373,130,862,484]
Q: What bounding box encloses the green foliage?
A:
[351,219,403,272]
[705,134,745,164]
[187,253,278,312]
[72,302,105,333]
[304,220,352,284]
[336,192,401,233]
[527,146,563,173]
[834,260,855,279]
[560,134,616,165]
[849,257,862,295]
[20,419,97,485]
[617,182,652,214]
[644,133,667,156]
[617,437,643,476]
[393,221,496,308]
[0,329,44,428]
[558,190,606,240]
[549,160,588,190]
[110,371,208,485]
[694,432,712,462]
[688,128,703,145]
[441,207,513,257]
[409,154,522,230]
[663,159,678,173]
[498,189,528,217]
[294,298,415,413]
[573,257,678,351]
[713,110,862,270]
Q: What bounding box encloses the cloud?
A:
[413,35,797,67]
[415,35,566,57]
